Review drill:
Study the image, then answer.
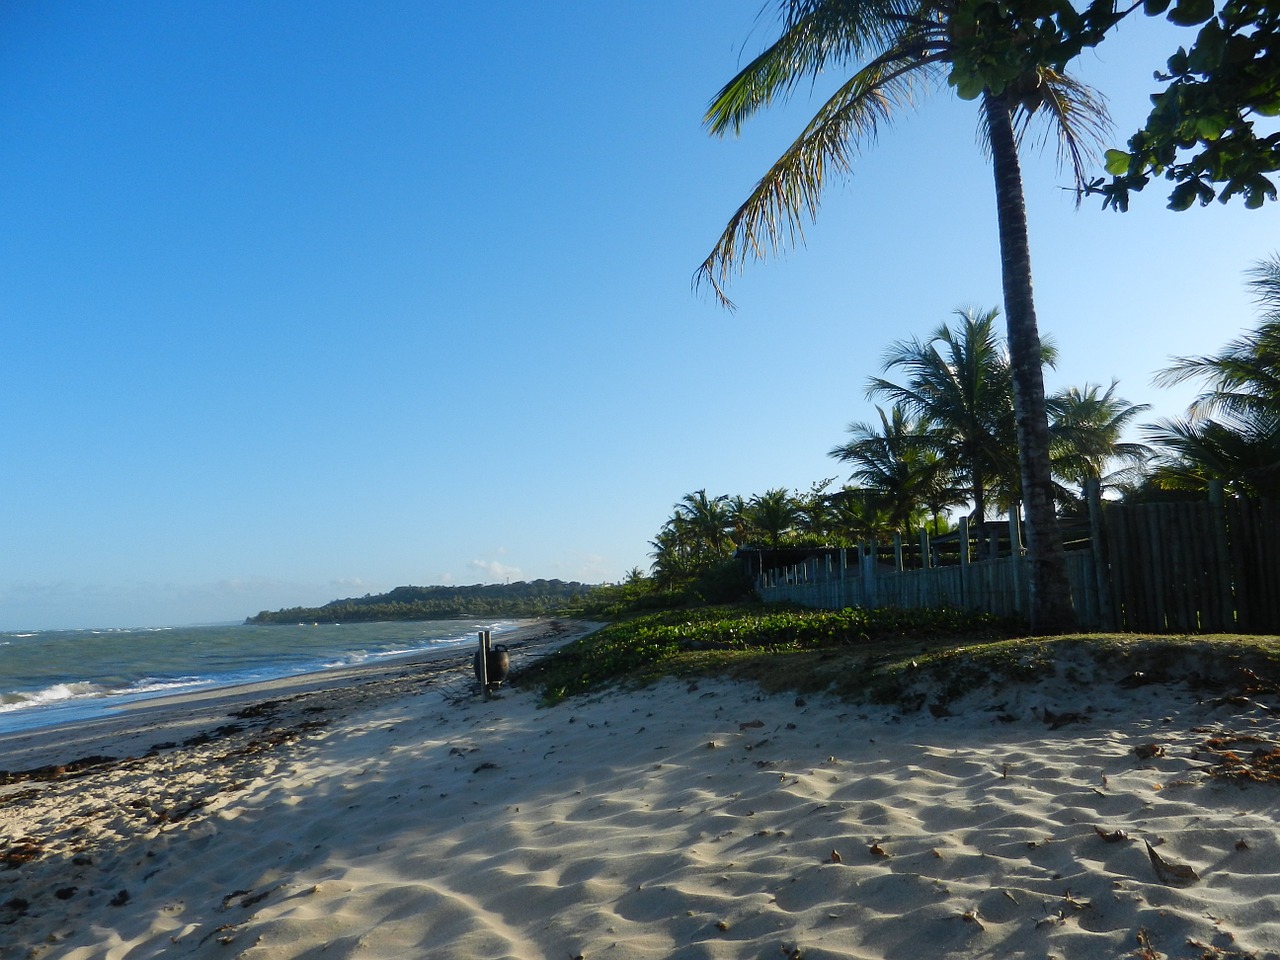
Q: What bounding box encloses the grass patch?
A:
[516,604,1280,711]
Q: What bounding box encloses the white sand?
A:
[2,627,1279,960]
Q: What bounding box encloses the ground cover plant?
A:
[518,603,1280,716]
[520,603,1018,705]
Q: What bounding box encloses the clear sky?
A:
[2,2,1276,630]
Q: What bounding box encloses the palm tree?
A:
[830,404,963,533]
[726,494,755,548]
[1047,380,1151,505]
[649,520,694,588]
[749,488,802,549]
[1154,254,1280,424]
[1144,414,1280,499]
[828,485,898,545]
[795,478,837,542]
[694,1,1111,631]
[1143,254,1280,498]
[674,489,734,560]
[867,307,1046,524]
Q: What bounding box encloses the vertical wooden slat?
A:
[1087,481,1114,630]
[751,497,1276,633]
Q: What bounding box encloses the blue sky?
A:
[2,2,1275,629]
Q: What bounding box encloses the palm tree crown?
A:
[1047,380,1151,503]
[1144,254,1280,498]
[866,306,1049,521]
[830,404,963,533]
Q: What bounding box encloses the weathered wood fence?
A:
[753,490,1280,634]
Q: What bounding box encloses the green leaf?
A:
[1186,19,1226,73]
[1168,181,1199,210]
[1253,96,1280,118]
[1143,0,1173,13]
[1195,114,1231,140]
[1104,149,1133,175]
[951,71,986,101]
[1167,0,1214,27]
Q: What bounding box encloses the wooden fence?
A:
[752,492,1280,634]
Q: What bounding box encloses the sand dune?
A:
[2,626,1278,959]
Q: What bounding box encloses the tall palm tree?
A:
[867,307,1047,523]
[649,520,694,588]
[828,485,898,545]
[795,478,837,542]
[694,1,1111,631]
[674,489,734,560]
[830,404,963,533]
[726,494,755,548]
[1154,254,1280,424]
[1144,414,1280,499]
[1143,254,1280,498]
[750,487,802,549]
[1047,380,1151,504]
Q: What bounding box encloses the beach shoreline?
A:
[0,618,593,775]
[2,626,1279,959]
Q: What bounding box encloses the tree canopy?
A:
[246,580,592,624]
[1095,0,1280,210]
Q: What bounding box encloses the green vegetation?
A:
[1140,254,1280,497]
[517,603,1280,711]
[518,603,1019,705]
[1097,0,1280,210]
[246,580,593,624]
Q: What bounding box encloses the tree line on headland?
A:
[246,580,591,624]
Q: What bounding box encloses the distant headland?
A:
[245,580,595,624]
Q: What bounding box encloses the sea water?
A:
[0,619,521,734]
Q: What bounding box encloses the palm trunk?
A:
[982,90,1077,633]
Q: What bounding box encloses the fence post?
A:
[1007,506,1024,615]
[893,533,904,572]
[919,526,931,569]
[1208,481,1233,631]
[862,541,877,604]
[1086,479,1114,630]
[959,516,970,606]
[839,548,847,609]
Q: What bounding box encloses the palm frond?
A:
[706,0,923,136]
[1247,253,1280,319]
[695,51,946,308]
[1027,69,1110,193]
[976,67,1110,198]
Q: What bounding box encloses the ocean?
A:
[0,618,524,734]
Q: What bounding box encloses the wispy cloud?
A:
[467,559,522,582]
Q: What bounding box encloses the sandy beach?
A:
[2,622,1279,960]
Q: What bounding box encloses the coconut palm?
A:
[1154,254,1280,424]
[649,520,694,588]
[1047,380,1152,504]
[867,307,1049,524]
[830,404,963,533]
[695,1,1112,630]
[749,488,802,549]
[1144,414,1280,499]
[674,489,734,560]
[726,494,754,548]
[828,485,898,545]
[795,478,838,542]
[1143,254,1280,498]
